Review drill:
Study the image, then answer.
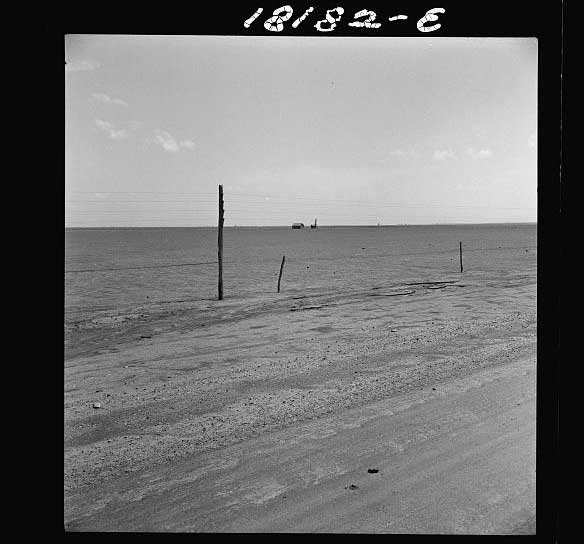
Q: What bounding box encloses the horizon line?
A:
[65,221,537,229]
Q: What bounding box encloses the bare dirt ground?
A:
[64,272,536,533]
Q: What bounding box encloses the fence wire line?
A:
[65,261,218,274]
[64,245,536,274]
[66,190,537,211]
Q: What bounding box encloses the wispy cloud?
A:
[95,119,129,140]
[467,147,493,159]
[91,93,128,107]
[179,139,196,151]
[153,129,180,152]
[150,130,196,152]
[65,59,101,72]
[528,133,537,149]
[433,149,456,161]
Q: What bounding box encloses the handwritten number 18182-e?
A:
[244,6,446,33]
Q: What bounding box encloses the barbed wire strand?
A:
[65,244,536,274]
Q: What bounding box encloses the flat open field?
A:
[64,230,536,533]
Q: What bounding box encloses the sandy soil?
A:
[64,271,536,533]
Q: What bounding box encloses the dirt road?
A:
[65,354,535,533]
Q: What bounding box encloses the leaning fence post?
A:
[277,255,286,293]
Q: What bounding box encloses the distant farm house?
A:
[291,223,305,229]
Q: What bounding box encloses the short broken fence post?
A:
[277,255,286,293]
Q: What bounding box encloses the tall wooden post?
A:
[459,241,463,273]
[277,255,286,293]
[218,185,224,300]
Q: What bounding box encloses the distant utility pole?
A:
[218,185,224,300]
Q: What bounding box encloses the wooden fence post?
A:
[459,241,463,273]
[277,255,286,293]
[218,185,224,300]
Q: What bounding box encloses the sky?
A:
[65,35,537,227]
